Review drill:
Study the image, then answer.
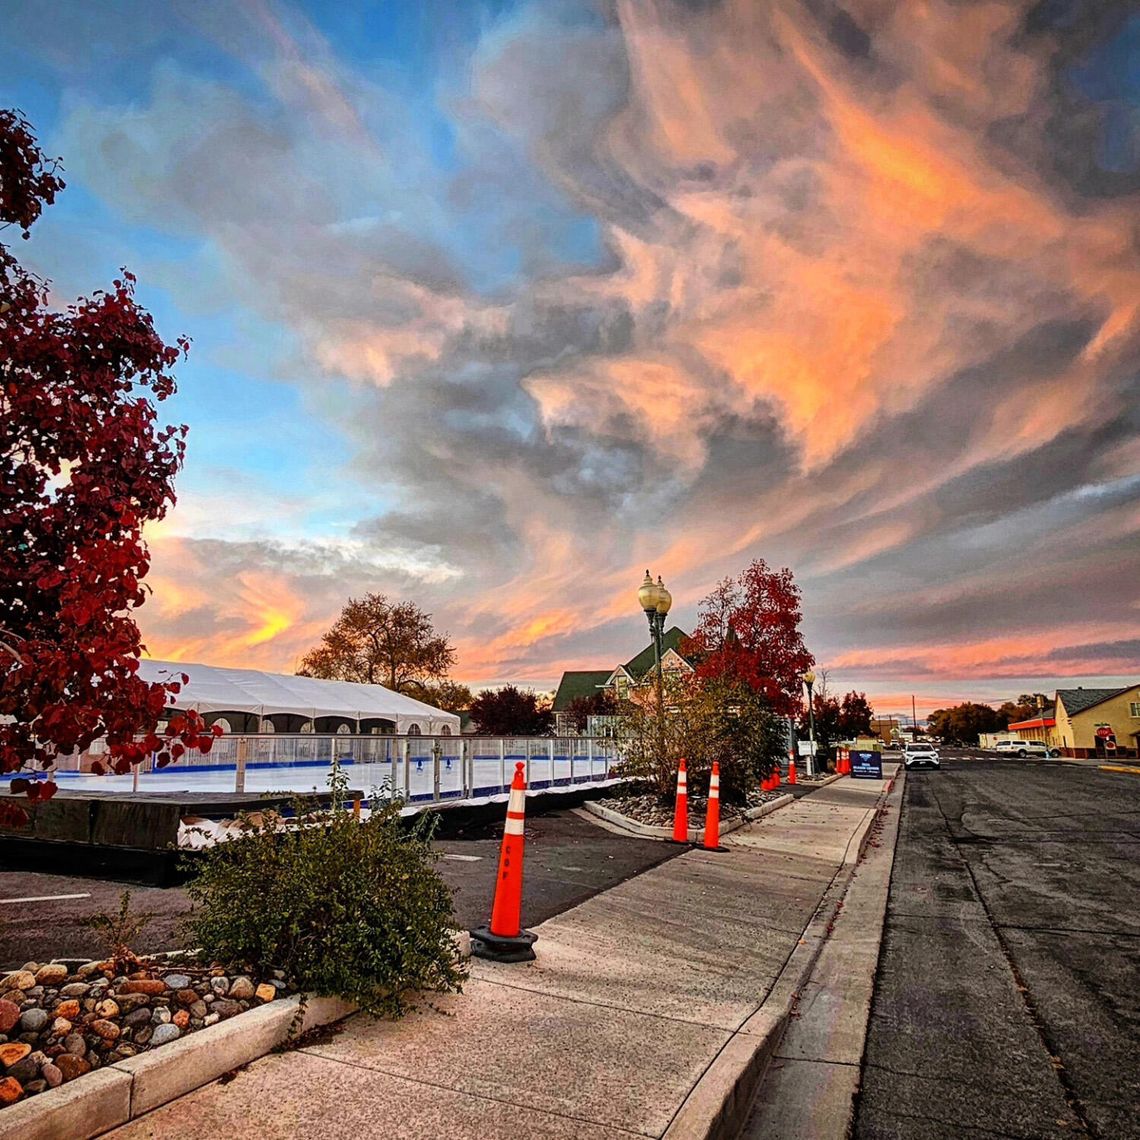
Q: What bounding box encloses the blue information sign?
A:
[850,750,882,779]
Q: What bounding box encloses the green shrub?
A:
[183,767,465,1016]
[617,676,784,803]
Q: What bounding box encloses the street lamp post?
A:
[638,570,672,766]
[802,670,816,777]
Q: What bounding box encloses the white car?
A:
[902,741,940,770]
[995,739,1053,758]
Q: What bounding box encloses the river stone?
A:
[163,973,192,991]
[95,999,120,1019]
[0,1042,31,1067]
[1,972,35,994]
[176,988,199,1007]
[19,1009,49,1034]
[202,1013,220,1027]
[50,1018,73,1037]
[120,979,166,996]
[211,999,241,1020]
[189,1000,208,1019]
[134,1026,152,1046]
[62,1034,86,1056]
[228,976,255,1001]
[6,1055,42,1083]
[34,964,68,986]
[117,993,151,1013]
[0,1000,19,1034]
[209,977,229,996]
[152,1006,171,1025]
[91,1019,120,1041]
[0,1076,23,1105]
[124,1007,152,1028]
[59,983,90,998]
[54,999,80,1020]
[55,1054,90,1081]
[150,1023,181,1047]
[41,1061,63,1088]
[255,984,276,1003]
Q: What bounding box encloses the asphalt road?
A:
[0,808,681,969]
[855,758,1140,1139]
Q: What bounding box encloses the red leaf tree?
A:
[0,109,216,821]
[685,559,813,716]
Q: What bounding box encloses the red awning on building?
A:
[1007,716,1056,731]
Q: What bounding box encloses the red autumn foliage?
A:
[0,109,217,825]
[684,559,813,716]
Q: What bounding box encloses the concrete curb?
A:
[1,933,473,1140]
[581,792,796,843]
[1099,764,1140,776]
[662,774,897,1140]
[0,994,354,1140]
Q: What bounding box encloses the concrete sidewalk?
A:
[106,776,893,1140]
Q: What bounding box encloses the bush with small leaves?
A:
[184,765,465,1017]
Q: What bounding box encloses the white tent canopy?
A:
[137,659,460,736]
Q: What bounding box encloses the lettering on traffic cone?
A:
[671,758,690,843]
[787,759,797,785]
[704,761,724,851]
[470,762,538,962]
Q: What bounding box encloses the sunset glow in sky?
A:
[4,0,1138,716]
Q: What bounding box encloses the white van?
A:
[994,739,1053,758]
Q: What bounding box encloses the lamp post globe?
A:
[638,570,660,616]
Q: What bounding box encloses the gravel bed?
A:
[0,958,292,1109]
[606,786,789,828]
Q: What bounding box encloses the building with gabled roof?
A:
[1008,684,1139,758]
[552,628,695,734]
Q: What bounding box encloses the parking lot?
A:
[0,808,681,969]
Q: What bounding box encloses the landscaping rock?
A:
[189,1000,208,1019]
[50,1018,72,1036]
[19,1008,49,1034]
[34,964,68,986]
[117,993,151,1013]
[202,1012,220,1027]
[24,1079,46,1095]
[41,1062,62,1089]
[123,1007,152,1029]
[76,962,106,979]
[151,1006,171,1025]
[91,1019,120,1042]
[162,973,192,991]
[55,1054,91,1082]
[229,976,255,1000]
[1,972,34,994]
[59,982,90,998]
[119,979,166,996]
[6,1054,42,1084]
[134,1026,152,1046]
[62,1034,86,1056]
[211,999,242,1020]
[0,1001,19,1034]
[0,1077,23,1105]
[149,1023,181,1047]
[95,998,120,1019]
[255,983,277,1003]
[209,976,230,997]
[176,987,199,1006]
[0,1043,31,1067]
[172,1010,190,1030]
[54,998,80,1020]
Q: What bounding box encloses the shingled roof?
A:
[623,627,692,681]
[551,670,613,712]
[1057,687,1132,716]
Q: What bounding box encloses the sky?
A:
[3,0,1138,718]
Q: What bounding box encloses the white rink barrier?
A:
[46,734,621,804]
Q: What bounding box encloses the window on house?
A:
[407,723,422,736]
[1130,702,1140,717]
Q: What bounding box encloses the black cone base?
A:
[469,925,538,963]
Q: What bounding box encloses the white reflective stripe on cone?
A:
[504,815,525,836]
[507,787,526,813]
[677,775,687,789]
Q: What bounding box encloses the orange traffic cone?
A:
[671,758,690,844]
[470,762,537,962]
[704,761,724,851]
[787,759,797,785]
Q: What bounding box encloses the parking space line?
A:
[0,892,92,904]
[440,853,482,862]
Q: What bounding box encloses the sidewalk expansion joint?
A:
[294,1046,651,1138]
[470,973,738,1032]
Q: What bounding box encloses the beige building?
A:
[1009,684,1140,758]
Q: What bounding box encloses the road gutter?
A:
[661,773,895,1140]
